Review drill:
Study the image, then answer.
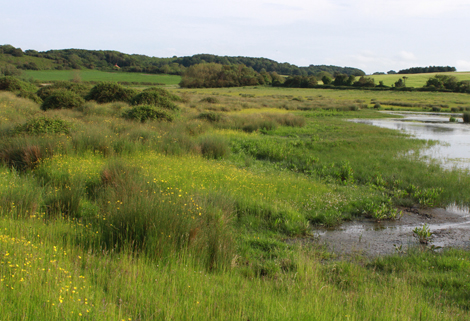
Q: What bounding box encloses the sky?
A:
[2,0,470,74]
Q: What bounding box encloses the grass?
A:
[1,81,470,319]
[22,70,182,85]
[371,71,470,87]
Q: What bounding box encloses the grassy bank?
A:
[1,83,470,319]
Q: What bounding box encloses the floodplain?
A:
[1,80,470,320]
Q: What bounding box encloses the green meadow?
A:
[369,71,470,88]
[1,77,470,320]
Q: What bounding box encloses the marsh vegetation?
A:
[0,77,470,320]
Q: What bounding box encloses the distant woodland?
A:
[398,66,456,74]
[0,44,365,77]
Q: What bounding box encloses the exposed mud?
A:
[312,205,470,258]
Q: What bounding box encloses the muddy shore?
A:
[313,205,470,258]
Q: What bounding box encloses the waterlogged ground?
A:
[350,111,470,170]
[317,112,470,257]
[314,205,470,258]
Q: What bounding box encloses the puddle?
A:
[313,113,470,258]
[313,206,470,258]
[349,112,470,170]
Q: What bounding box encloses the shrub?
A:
[200,96,220,104]
[122,105,174,122]
[37,81,91,100]
[143,87,182,101]
[41,89,84,110]
[198,111,222,122]
[130,91,178,110]
[14,117,71,135]
[431,106,441,112]
[463,112,470,123]
[0,76,36,92]
[449,116,457,123]
[199,135,230,159]
[16,90,42,104]
[85,82,137,103]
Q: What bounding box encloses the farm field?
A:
[22,69,182,85]
[369,71,470,87]
[1,77,470,320]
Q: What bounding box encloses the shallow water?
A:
[313,206,470,257]
[350,112,470,170]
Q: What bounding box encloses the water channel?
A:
[351,111,470,171]
[313,112,470,257]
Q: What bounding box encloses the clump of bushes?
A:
[37,81,91,100]
[0,76,36,92]
[431,106,442,112]
[0,76,40,103]
[130,91,178,110]
[14,117,71,135]
[200,96,220,104]
[143,87,182,101]
[16,90,42,104]
[41,89,85,110]
[122,105,174,122]
[198,111,223,122]
[463,112,470,123]
[85,82,137,103]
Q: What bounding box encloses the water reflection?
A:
[350,112,470,170]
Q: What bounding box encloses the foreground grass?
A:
[1,217,469,320]
[1,86,470,319]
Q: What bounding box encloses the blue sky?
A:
[2,0,470,74]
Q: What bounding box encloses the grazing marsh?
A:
[1,81,470,320]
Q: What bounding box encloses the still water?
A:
[350,112,470,170]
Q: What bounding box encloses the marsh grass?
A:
[1,86,470,319]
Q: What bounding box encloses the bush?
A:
[14,117,71,135]
[16,90,42,104]
[143,87,182,101]
[41,89,85,110]
[130,91,178,110]
[199,135,230,159]
[198,111,222,122]
[85,82,137,103]
[122,105,174,122]
[0,76,36,92]
[37,81,91,100]
[200,96,220,104]
[431,106,441,112]
[463,112,470,123]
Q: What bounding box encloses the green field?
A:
[1,81,470,320]
[368,71,470,87]
[22,69,182,85]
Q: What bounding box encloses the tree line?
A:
[0,44,365,77]
[398,66,456,74]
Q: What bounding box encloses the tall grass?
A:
[1,86,470,319]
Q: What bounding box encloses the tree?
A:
[353,76,375,87]
[333,74,349,86]
[322,75,332,85]
[394,78,405,88]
